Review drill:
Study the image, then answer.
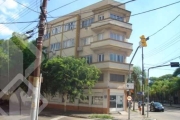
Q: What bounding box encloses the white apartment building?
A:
[43,0,133,113]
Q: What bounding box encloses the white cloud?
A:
[0,0,18,9]
[0,0,30,37]
[0,24,13,36]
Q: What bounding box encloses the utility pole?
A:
[139,35,147,115]
[30,0,47,120]
[141,47,145,115]
[127,46,140,120]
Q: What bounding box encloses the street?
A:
[147,106,180,120]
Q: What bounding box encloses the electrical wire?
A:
[48,0,80,13]
[131,1,180,17]
[145,31,180,56]
[145,35,180,58]
[145,34,180,57]
[154,47,180,66]
[0,21,39,24]
[12,0,40,13]
[47,0,136,18]
[161,55,180,65]
[148,14,180,38]
[0,0,38,31]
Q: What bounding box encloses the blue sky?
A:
[0,0,180,77]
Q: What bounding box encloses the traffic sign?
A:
[126,83,134,89]
[127,96,132,101]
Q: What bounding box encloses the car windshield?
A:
[154,102,162,106]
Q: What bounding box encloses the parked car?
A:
[150,102,164,112]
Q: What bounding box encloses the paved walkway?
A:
[40,108,156,120]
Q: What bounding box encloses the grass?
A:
[89,114,113,119]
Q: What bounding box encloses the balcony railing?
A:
[90,39,133,56]
[91,18,132,38]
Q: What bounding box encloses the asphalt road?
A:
[147,106,180,120]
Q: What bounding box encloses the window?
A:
[110,53,124,63]
[110,74,125,82]
[52,28,56,35]
[81,36,93,46]
[82,17,94,28]
[98,54,104,62]
[98,15,104,21]
[50,42,61,51]
[92,96,103,105]
[110,32,124,41]
[44,33,50,40]
[63,39,75,48]
[57,26,62,33]
[110,13,124,22]
[79,96,89,104]
[83,55,92,64]
[97,33,103,40]
[64,21,76,31]
[98,74,104,81]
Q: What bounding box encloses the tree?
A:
[131,66,141,111]
[41,56,101,112]
[173,68,180,77]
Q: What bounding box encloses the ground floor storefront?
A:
[46,89,127,113]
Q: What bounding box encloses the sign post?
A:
[127,95,132,120]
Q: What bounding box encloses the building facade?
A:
[43,0,133,113]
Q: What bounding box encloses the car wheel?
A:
[162,110,164,112]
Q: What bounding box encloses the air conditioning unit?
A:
[77,47,83,52]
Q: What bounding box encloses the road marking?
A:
[50,116,66,120]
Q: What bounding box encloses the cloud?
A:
[0,24,13,36]
[0,0,29,37]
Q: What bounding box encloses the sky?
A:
[0,0,180,78]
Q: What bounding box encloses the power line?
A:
[161,55,180,65]
[12,0,39,13]
[48,0,80,13]
[145,35,180,58]
[145,32,180,56]
[47,0,136,18]
[0,0,38,31]
[148,14,180,38]
[154,47,180,65]
[131,0,180,17]
[0,21,39,24]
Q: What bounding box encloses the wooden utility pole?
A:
[30,0,47,120]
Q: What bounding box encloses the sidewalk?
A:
[41,108,156,120]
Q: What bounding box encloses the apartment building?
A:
[43,0,133,113]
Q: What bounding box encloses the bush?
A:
[89,114,113,119]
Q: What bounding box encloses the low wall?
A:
[47,103,109,113]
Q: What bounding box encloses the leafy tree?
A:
[173,68,180,77]
[41,56,101,112]
[131,66,141,110]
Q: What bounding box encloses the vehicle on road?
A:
[150,102,164,112]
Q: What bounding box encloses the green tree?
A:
[173,68,180,77]
[131,66,141,110]
[41,56,101,112]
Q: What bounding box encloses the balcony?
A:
[91,18,132,39]
[92,61,133,72]
[90,39,132,56]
